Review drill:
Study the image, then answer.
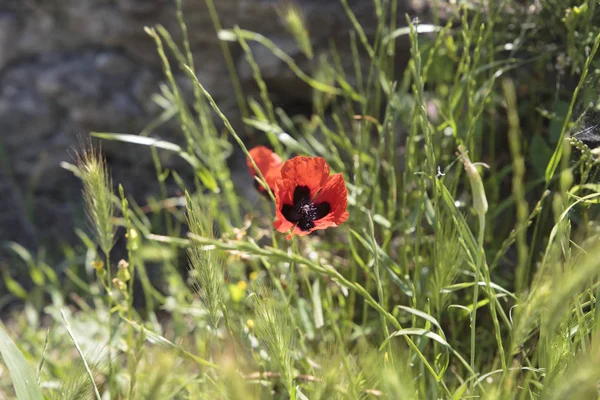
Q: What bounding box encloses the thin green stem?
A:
[62,310,102,400]
[105,251,115,396]
[203,0,249,128]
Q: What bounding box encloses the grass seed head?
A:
[76,144,116,257]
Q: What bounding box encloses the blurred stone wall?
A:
[0,0,443,252]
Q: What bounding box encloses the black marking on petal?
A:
[282,204,301,223]
[281,185,331,232]
[293,185,311,204]
[314,202,330,220]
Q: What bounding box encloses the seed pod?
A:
[458,145,488,216]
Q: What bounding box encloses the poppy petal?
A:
[263,168,283,193]
[274,179,297,233]
[313,173,349,228]
[246,146,281,175]
[280,156,330,198]
[247,146,283,192]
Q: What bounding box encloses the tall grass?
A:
[2,1,600,399]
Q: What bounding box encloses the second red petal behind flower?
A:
[246,146,283,194]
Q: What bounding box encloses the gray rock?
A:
[0,12,20,68]
[117,0,164,15]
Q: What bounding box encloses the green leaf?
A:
[436,180,478,257]
[1,271,28,300]
[382,326,473,379]
[0,325,44,400]
[91,132,201,169]
[296,386,310,400]
[373,214,391,229]
[277,132,313,154]
[5,242,35,270]
[383,24,443,45]
[443,281,517,300]
[397,305,443,332]
[243,118,282,134]
[195,166,220,193]
[121,318,219,369]
[312,279,324,329]
[383,328,449,349]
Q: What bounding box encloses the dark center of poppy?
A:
[281,186,330,231]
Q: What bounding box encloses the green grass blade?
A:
[383,24,443,46]
[397,306,443,332]
[0,325,44,400]
[91,132,201,169]
[61,310,102,400]
[121,318,220,369]
[381,328,473,382]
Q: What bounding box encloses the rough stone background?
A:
[0,0,446,255]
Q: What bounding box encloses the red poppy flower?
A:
[274,156,349,237]
[246,146,283,194]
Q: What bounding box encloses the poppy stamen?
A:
[281,186,330,231]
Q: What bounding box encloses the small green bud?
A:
[117,259,131,282]
[458,145,488,216]
[112,278,126,292]
[92,260,106,278]
[126,228,140,251]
